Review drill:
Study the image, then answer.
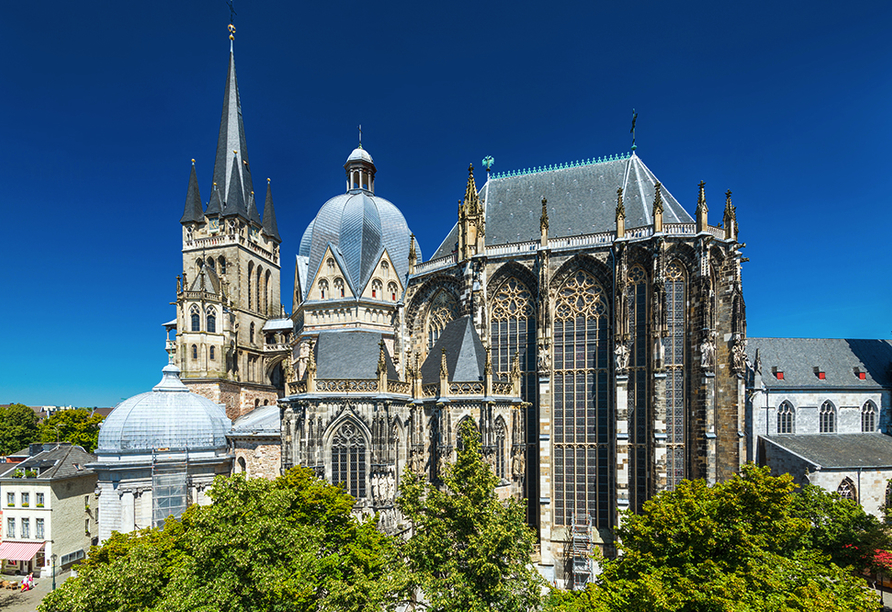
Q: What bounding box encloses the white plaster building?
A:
[0,444,97,576]
[746,338,892,517]
[89,363,233,543]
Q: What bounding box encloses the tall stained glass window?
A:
[777,401,794,434]
[664,262,686,489]
[820,401,835,433]
[490,277,536,506]
[332,422,366,499]
[862,401,877,432]
[427,290,460,349]
[553,270,612,528]
[627,266,649,512]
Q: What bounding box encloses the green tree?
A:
[578,464,880,612]
[38,408,105,452]
[396,420,543,612]
[0,403,38,455]
[40,468,405,612]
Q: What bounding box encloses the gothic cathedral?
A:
[171,34,747,587]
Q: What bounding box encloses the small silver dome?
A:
[98,364,230,454]
[345,146,374,166]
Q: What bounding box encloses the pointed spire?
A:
[696,180,708,233]
[652,182,664,233]
[377,339,387,377]
[261,178,281,242]
[723,189,737,240]
[180,160,204,224]
[206,182,222,216]
[464,163,479,214]
[247,190,262,225]
[408,233,417,275]
[212,44,254,208]
[440,348,448,378]
[539,197,549,232]
[615,187,626,238]
[484,346,493,376]
[223,152,247,218]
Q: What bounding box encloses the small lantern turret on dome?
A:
[344,143,377,193]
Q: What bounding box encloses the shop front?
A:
[0,541,46,576]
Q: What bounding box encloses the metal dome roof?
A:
[97,364,230,455]
[345,146,374,166]
[298,186,420,298]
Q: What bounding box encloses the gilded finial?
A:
[191,158,196,165]
[267,177,271,184]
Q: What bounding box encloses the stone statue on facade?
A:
[700,334,715,369]
[614,340,630,371]
[731,334,747,372]
[537,343,551,373]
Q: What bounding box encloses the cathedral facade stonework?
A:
[170,38,748,588]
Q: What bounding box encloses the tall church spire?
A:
[212,37,254,214]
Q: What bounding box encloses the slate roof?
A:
[262,181,281,242]
[180,163,204,224]
[420,316,487,385]
[0,444,96,480]
[212,47,254,212]
[762,433,892,469]
[747,338,892,390]
[189,265,221,294]
[431,153,692,259]
[313,330,398,381]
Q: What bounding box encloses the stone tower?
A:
[169,30,290,420]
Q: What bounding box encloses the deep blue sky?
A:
[2,1,890,406]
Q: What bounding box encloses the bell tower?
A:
[169,24,288,420]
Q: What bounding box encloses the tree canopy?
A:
[0,403,38,455]
[396,420,543,612]
[38,408,105,452]
[39,468,405,612]
[550,464,881,612]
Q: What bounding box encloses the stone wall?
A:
[233,438,281,480]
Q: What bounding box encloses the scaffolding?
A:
[570,512,593,590]
[151,450,188,528]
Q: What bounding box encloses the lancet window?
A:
[553,270,612,528]
[777,401,794,434]
[862,401,877,432]
[190,305,201,332]
[820,401,836,433]
[427,290,459,349]
[495,417,507,479]
[627,265,649,512]
[837,477,856,502]
[371,279,382,299]
[388,282,398,301]
[247,262,254,310]
[331,422,366,499]
[664,261,686,490]
[334,278,345,298]
[206,307,216,334]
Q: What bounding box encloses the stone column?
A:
[653,371,668,492]
[704,371,716,485]
[538,371,554,570]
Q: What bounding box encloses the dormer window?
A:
[814,367,825,380]
[855,367,866,380]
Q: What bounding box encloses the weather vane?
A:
[630,109,638,152]
[482,156,494,172]
[227,0,237,24]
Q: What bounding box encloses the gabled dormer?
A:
[360,249,403,303]
[308,245,355,302]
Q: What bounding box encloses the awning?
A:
[0,541,45,561]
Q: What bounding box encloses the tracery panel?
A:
[627,265,649,512]
[331,422,366,499]
[427,290,460,349]
[663,261,686,490]
[553,270,612,528]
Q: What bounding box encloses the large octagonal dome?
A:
[98,364,230,455]
[298,146,419,296]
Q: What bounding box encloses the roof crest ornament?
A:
[490,151,631,180]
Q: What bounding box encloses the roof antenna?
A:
[630,109,638,152]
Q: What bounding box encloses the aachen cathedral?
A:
[167,28,748,587]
